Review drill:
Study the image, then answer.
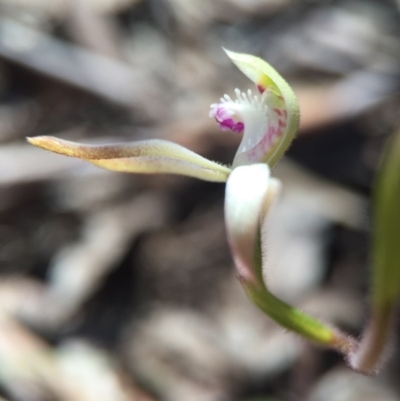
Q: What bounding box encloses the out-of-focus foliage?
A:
[372,133,400,308]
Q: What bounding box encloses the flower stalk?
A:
[224,163,355,354]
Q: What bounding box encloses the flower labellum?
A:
[210,49,299,168]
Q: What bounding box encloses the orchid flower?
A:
[28,50,397,375]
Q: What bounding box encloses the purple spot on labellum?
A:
[219,118,244,133]
[257,85,265,94]
[210,104,244,134]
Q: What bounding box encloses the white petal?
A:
[224,164,281,285]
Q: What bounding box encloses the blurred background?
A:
[0,0,399,400]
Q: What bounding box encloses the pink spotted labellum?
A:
[28,49,359,366]
[209,49,297,168]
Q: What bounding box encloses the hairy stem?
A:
[349,305,395,374]
[242,233,356,354]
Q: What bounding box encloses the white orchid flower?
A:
[28,50,355,360]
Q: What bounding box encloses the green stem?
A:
[349,305,395,374]
[242,234,355,354]
[245,284,353,353]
